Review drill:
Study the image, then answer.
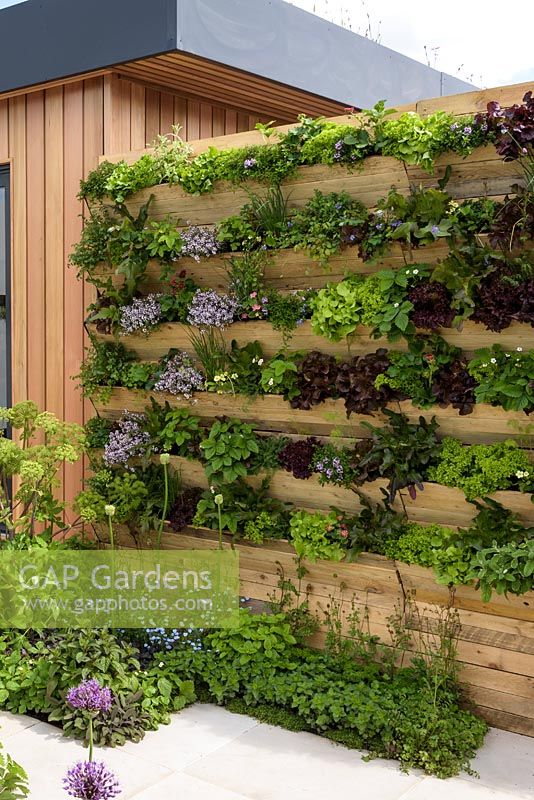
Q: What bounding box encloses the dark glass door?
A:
[0,166,11,414]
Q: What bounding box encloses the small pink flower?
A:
[250,291,257,298]
[251,304,262,311]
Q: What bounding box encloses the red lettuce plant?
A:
[277,437,319,479]
[290,351,338,410]
[408,280,455,330]
[335,349,396,416]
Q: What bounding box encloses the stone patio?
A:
[1,705,533,799]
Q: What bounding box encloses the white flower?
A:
[482,363,488,367]
[231,373,238,379]
[490,358,497,364]
[412,269,419,275]
[214,375,221,382]
[158,662,165,668]
[393,302,399,308]
[516,346,523,352]
[268,377,274,386]
[258,358,264,366]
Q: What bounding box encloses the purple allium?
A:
[119,294,162,335]
[154,352,205,397]
[103,412,151,468]
[243,158,257,169]
[63,760,120,800]
[187,289,238,328]
[180,225,220,262]
[66,680,113,713]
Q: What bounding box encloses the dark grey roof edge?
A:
[177,0,476,107]
[0,0,476,105]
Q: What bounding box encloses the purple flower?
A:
[431,225,440,235]
[180,225,220,261]
[450,123,458,130]
[66,680,113,713]
[187,289,237,328]
[63,760,121,800]
[243,158,257,169]
[154,352,205,398]
[104,412,151,468]
[463,125,472,135]
[119,295,162,335]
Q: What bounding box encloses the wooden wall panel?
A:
[0,73,289,507]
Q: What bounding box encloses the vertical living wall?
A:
[77,82,534,736]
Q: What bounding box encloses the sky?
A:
[284,0,534,88]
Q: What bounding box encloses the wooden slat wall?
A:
[0,74,285,501]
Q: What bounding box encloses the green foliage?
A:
[469,539,534,601]
[0,403,85,541]
[299,123,371,165]
[78,160,117,201]
[361,410,441,501]
[199,418,259,484]
[287,190,367,266]
[69,208,113,280]
[311,267,419,342]
[160,609,487,777]
[375,334,461,408]
[344,493,408,559]
[289,510,348,562]
[243,511,286,543]
[75,468,149,525]
[104,155,160,204]
[85,415,114,450]
[193,478,290,536]
[384,523,458,568]
[381,111,484,172]
[151,403,202,457]
[266,289,315,340]
[260,354,299,399]
[0,745,29,799]
[77,340,153,402]
[428,437,532,499]
[468,345,534,413]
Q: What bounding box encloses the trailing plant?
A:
[85,416,114,450]
[77,340,153,401]
[427,437,532,499]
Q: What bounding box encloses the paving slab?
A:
[398,775,530,800]
[130,771,254,800]
[2,720,172,800]
[121,703,259,770]
[0,710,40,740]
[184,721,422,800]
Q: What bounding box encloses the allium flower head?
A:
[119,294,162,335]
[66,679,113,713]
[63,760,121,800]
[187,289,237,328]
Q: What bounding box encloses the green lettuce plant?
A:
[289,510,348,562]
[428,438,532,499]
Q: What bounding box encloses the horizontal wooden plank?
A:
[92,318,534,362]
[108,147,520,226]
[94,388,534,445]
